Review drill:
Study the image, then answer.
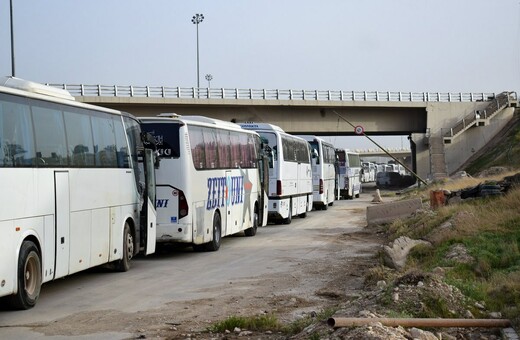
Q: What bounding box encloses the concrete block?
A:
[366,198,423,226]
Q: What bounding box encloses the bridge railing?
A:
[47,83,516,103]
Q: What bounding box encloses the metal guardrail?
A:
[46,83,516,103]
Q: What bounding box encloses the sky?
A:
[1,0,519,149]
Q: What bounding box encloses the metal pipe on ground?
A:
[327,317,512,329]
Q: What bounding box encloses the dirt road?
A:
[0,190,384,339]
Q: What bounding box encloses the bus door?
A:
[141,149,156,255]
[54,171,70,278]
[258,155,269,226]
[225,171,241,235]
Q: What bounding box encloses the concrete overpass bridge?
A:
[49,83,518,181]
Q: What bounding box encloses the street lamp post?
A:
[191,13,204,88]
[10,0,15,77]
[205,74,213,88]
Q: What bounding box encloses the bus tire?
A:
[283,199,292,224]
[115,222,134,272]
[206,212,222,251]
[322,203,328,210]
[298,212,307,218]
[355,193,360,198]
[244,206,258,237]
[9,240,42,310]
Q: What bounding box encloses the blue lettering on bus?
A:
[206,175,245,210]
[156,199,169,208]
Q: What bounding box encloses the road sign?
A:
[354,125,364,135]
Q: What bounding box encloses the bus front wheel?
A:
[206,213,222,251]
[9,240,42,310]
[115,222,134,272]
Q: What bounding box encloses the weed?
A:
[284,307,337,335]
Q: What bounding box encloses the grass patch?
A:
[208,314,281,333]
[207,307,338,337]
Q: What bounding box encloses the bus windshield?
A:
[140,122,181,158]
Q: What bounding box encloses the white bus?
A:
[139,115,268,251]
[0,77,157,309]
[362,161,376,182]
[240,123,313,224]
[297,135,336,210]
[335,149,362,199]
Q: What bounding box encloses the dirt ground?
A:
[23,194,510,340]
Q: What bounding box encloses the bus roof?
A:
[239,122,285,133]
[335,148,359,155]
[0,76,127,117]
[297,135,334,147]
[140,114,257,134]
[1,76,75,100]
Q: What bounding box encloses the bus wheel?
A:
[206,212,222,251]
[115,222,134,272]
[283,199,292,224]
[322,203,328,210]
[298,212,307,218]
[245,206,258,237]
[9,240,42,310]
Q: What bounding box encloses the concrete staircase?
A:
[426,92,517,180]
[443,92,517,144]
[429,136,448,180]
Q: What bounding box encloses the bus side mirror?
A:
[312,149,319,164]
[141,132,156,150]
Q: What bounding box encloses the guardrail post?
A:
[146,86,150,97]
[97,85,101,96]
[263,89,266,99]
[364,91,367,101]
[340,90,344,101]
[316,90,319,100]
[222,88,225,99]
[376,91,379,101]
[276,89,279,100]
[448,93,452,102]
[130,86,134,97]
[399,92,402,101]
[250,88,253,99]
[80,84,85,96]
[236,88,239,99]
[161,86,165,97]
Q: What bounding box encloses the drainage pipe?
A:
[327,317,512,329]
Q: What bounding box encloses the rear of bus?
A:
[140,116,265,250]
[240,123,312,224]
[335,149,361,199]
[298,136,336,210]
[139,116,191,245]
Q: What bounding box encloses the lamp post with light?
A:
[191,13,204,88]
[205,74,213,88]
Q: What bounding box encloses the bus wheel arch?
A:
[245,202,258,237]
[9,238,42,310]
[206,211,222,251]
[115,220,135,272]
[283,198,292,224]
